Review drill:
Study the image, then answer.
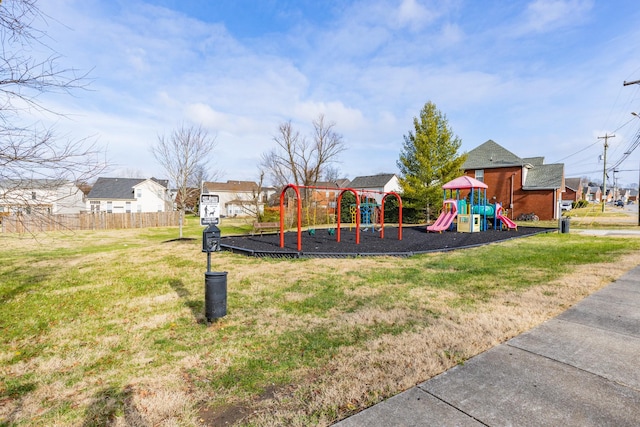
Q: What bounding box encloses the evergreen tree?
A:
[397,101,467,222]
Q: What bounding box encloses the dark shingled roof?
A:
[564,177,583,191]
[462,140,523,169]
[523,164,564,189]
[87,177,168,200]
[349,173,396,189]
[87,178,141,200]
[463,140,564,190]
[522,156,544,166]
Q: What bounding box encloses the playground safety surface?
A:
[220,225,555,258]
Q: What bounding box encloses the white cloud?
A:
[519,0,594,34]
[396,0,437,31]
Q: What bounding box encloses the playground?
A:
[222,177,547,257]
[220,225,552,257]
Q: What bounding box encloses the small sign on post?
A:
[200,194,220,226]
[200,193,227,322]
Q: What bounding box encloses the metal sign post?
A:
[200,193,226,321]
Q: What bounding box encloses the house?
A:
[348,173,401,204]
[462,140,565,220]
[0,179,86,215]
[86,177,172,213]
[564,177,587,202]
[171,187,200,212]
[202,180,276,217]
[584,186,602,203]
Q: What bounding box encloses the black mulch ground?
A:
[220,225,556,258]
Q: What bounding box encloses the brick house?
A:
[563,177,587,202]
[584,186,602,203]
[462,140,565,220]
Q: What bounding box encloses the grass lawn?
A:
[2,216,640,426]
[562,203,638,228]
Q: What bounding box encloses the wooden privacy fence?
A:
[1,212,181,233]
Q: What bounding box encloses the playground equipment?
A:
[279,184,403,251]
[350,200,380,233]
[496,203,517,230]
[426,199,458,232]
[427,176,517,233]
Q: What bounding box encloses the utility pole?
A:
[624,80,640,225]
[599,134,615,212]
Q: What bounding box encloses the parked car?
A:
[615,200,624,207]
[560,200,573,211]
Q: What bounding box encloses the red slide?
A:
[496,204,517,230]
[427,200,458,232]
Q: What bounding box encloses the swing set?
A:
[278,184,403,251]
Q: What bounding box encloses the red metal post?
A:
[337,188,360,243]
[279,184,302,251]
[380,192,403,240]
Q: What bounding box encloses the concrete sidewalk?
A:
[334,265,640,426]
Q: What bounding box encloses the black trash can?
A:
[205,271,227,321]
[560,217,570,234]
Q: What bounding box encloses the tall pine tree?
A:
[397,101,467,222]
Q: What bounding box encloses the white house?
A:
[86,177,172,213]
[203,180,276,217]
[348,173,401,204]
[0,179,86,215]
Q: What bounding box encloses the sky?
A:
[30,0,640,187]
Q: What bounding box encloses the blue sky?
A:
[34,0,640,186]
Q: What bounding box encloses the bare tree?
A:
[231,171,270,222]
[0,0,107,224]
[261,114,345,202]
[151,124,216,238]
[322,165,342,184]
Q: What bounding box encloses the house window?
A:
[136,189,142,198]
[90,201,100,213]
[475,170,484,182]
[126,202,131,213]
[106,201,113,213]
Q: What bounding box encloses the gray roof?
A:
[87,178,142,200]
[0,178,71,189]
[464,140,564,190]
[349,173,396,189]
[462,140,524,169]
[335,178,351,188]
[523,164,564,189]
[87,177,168,200]
[564,177,581,191]
[523,156,544,166]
